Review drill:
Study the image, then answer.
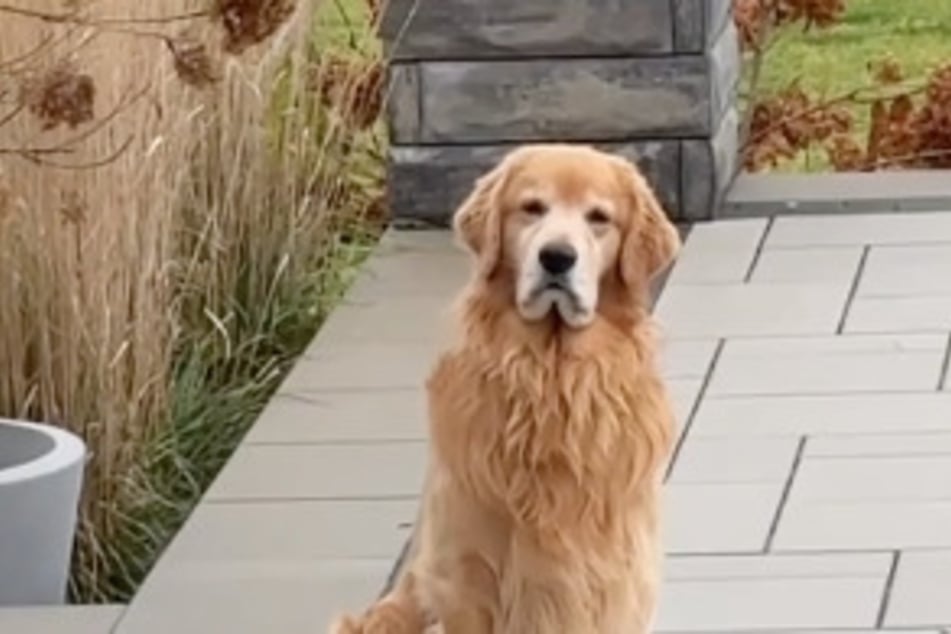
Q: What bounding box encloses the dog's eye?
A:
[586,207,611,225]
[521,199,548,217]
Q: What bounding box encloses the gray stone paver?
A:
[111,215,951,632]
[243,390,426,444]
[845,295,951,333]
[668,435,800,483]
[279,341,439,391]
[316,296,456,343]
[667,378,704,427]
[206,441,426,501]
[657,552,893,631]
[0,606,124,634]
[665,481,785,553]
[694,392,951,436]
[776,443,951,551]
[767,211,951,247]
[858,244,951,297]
[707,334,947,396]
[750,245,864,285]
[660,338,721,380]
[665,218,767,284]
[118,558,392,634]
[886,550,951,628]
[724,171,951,217]
[654,282,851,338]
[169,499,414,561]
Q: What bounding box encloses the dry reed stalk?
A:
[0,0,387,601]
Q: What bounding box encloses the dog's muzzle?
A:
[529,242,584,313]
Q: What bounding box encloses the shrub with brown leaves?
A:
[824,62,951,171]
[213,0,296,54]
[914,65,951,167]
[735,0,846,51]
[313,56,383,130]
[745,60,951,172]
[744,81,852,170]
[736,0,951,172]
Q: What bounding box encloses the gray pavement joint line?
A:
[742,215,776,283]
[876,550,902,629]
[109,607,128,634]
[669,331,951,342]
[669,545,951,557]
[245,438,428,447]
[763,436,807,553]
[655,625,951,634]
[937,331,951,391]
[203,494,421,504]
[836,244,870,335]
[663,338,726,483]
[705,387,951,399]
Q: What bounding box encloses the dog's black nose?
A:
[539,243,577,275]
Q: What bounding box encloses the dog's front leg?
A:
[496,537,594,634]
[497,577,589,634]
[416,520,499,634]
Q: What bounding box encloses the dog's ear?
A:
[452,157,511,278]
[612,157,681,291]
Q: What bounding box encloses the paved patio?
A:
[6,211,951,633]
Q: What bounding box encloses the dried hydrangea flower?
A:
[213,0,296,54]
[21,63,95,130]
[166,35,219,88]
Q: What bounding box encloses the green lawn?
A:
[754,0,951,171]
[311,0,380,55]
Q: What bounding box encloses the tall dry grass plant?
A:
[0,0,385,601]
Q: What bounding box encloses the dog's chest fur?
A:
[427,324,674,547]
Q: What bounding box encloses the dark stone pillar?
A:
[382,0,740,224]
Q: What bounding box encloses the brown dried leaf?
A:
[214,0,297,54]
[734,0,769,51]
[167,35,219,88]
[869,57,904,85]
[312,57,384,130]
[365,0,383,31]
[735,0,847,52]
[889,94,915,124]
[867,99,889,165]
[826,134,866,171]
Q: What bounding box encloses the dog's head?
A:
[453,144,681,329]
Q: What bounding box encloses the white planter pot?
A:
[0,419,85,605]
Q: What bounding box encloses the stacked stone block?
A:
[381,0,740,224]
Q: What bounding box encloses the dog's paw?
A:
[362,601,424,633]
[327,614,364,634]
[328,603,424,634]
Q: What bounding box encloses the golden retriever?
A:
[329,144,681,634]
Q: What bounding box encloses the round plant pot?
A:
[0,419,85,605]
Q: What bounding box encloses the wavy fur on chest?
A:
[427,284,675,551]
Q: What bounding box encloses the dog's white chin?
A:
[517,290,595,329]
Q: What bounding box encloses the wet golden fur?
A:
[330,144,681,634]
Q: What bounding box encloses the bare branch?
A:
[0,33,54,71]
[746,84,927,148]
[0,4,209,26]
[20,134,134,169]
[0,103,25,128]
